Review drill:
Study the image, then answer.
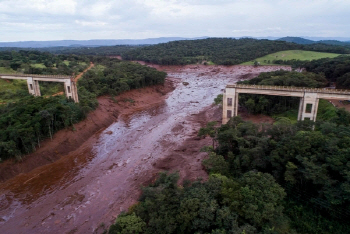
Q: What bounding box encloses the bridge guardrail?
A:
[0,73,73,79]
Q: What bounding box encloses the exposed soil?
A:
[328,99,350,112]
[0,64,290,234]
[74,63,94,83]
[0,80,175,182]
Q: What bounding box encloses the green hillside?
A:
[277,36,315,44]
[242,50,341,65]
[0,67,16,73]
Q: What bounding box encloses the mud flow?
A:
[0,65,290,234]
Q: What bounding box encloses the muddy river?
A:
[0,65,290,234]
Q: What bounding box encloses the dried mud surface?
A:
[0,64,290,234]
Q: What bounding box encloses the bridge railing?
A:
[0,73,73,79]
[227,84,350,95]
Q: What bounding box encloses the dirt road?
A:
[0,65,290,234]
[74,62,94,83]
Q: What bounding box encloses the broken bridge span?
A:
[0,73,79,103]
[223,84,350,124]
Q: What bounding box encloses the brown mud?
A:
[328,99,350,112]
[0,81,175,182]
[0,64,290,234]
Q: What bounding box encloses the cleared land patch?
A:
[0,79,28,103]
[0,67,16,73]
[30,63,46,68]
[242,50,342,65]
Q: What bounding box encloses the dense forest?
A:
[39,45,141,56]
[0,50,90,75]
[0,45,141,56]
[254,55,350,89]
[0,53,166,160]
[295,56,350,89]
[79,57,166,96]
[109,116,350,234]
[121,38,350,65]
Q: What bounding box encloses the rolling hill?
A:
[241,50,341,65]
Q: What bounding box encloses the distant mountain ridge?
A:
[1,36,350,48]
[277,36,350,46]
[0,37,209,48]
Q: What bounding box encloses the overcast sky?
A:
[1,0,350,42]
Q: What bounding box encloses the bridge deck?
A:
[0,73,73,79]
[227,84,350,95]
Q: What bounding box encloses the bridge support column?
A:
[26,77,41,96]
[64,79,79,103]
[222,87,238,124]
[33,80,41,96]
[71,81,79,103]
[26,78,35,95]
[297,97,304,120]
[297,92,319,121]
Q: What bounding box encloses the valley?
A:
[0,64,290,234]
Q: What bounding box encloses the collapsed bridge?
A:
[0,73,79,103]
[222,84,350,124]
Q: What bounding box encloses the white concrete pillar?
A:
[311,97,320,121]
[298,92,319,121]
[33,80,41,96]
[63,79,79,103]
[297,97,304,121]
[71,81,79,103]
[234,92,239,116]
[64,79,73,100]
[26,78,36,95]
[222,87,237,124]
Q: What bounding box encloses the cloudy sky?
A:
[1,0,350,42]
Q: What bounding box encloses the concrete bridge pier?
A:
[26,77,35,95]
[297,92,319,121]
[222,87,238,124]
[64,80,79,103]
[26,78,41,96]
[71,81,79,103]
[34,80,41,96]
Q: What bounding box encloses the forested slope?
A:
[297,56,350,89]
[0,50,90,75]
[109,116,350,234]
[0,54,166,160]
[121,38,350,65]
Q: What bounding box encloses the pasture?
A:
[242,50,342,65]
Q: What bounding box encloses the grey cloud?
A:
[0,0,350,41]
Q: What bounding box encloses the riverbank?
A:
[0,64,290,234]
[0,79,175,182]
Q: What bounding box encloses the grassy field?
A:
[0,67,16,73]
[31,63,46,68]
[0,79,28,103]
[241,50,342,65]
[93,64,106,72]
